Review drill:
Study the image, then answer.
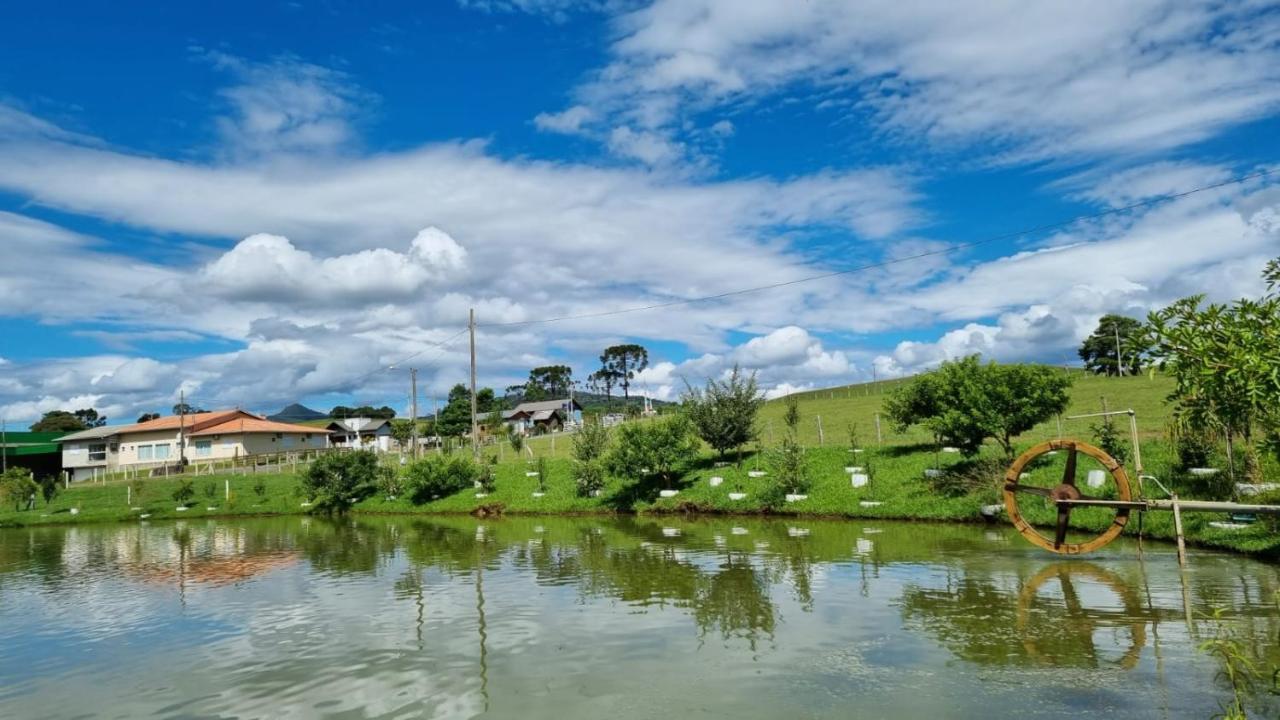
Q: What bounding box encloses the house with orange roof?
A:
[58,409,330,481]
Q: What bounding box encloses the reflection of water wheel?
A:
[1003,440,1132,555]
[1016,563,1146,670]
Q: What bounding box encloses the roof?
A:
[326,418,390,433]
[57,425,126,441]
[189,417,332,437]
[57,409,328,443]
[530,409,558,421]
[1,432,63,457]
[508,398,582,415]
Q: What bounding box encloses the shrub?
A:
[172,479,195,506]
[39,476,59,505]
[932,457,1005,498]
[536,456,548,493]
[477,456,497,493]
[404,454,477,504]
[0,468,37,511]
[203,480,218,499]
[299,450,382,513]
[508,430,524,456]
[767,396,807,501]
[1175,430,1216,469]
[572,421,610,497]
[607,414,700,489]
[252,477,267,498]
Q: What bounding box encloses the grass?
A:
[759,369,1177,447]
[2,370,1276,559]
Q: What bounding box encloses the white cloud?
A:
[606,125,685,166]
[199,227,467,304]
[204,52,370,158]
[544,0,1280,164]
[533,105,596,134]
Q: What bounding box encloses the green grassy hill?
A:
[758,369,1176,449]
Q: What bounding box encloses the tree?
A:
[172,402,205,415]
[436,384,498,437]
[1078,314,1149,376]
[587,370,615,407]
[600,344,649,400]
[299,450,387,513]
[572,419,611,497]
[607,414,699,489]
[330,405,355,418]
[389,419,415,450]
[1144,255,1280,479]
[136,412,161,423]
[766,395,808,503]
[884,357,1072,457]
[0,468,38,511]
[73,408,107,427]
[30,411,86,432]
[525,365,573,400]
[682,365,763,463]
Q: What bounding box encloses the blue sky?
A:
[1,0,1279,425]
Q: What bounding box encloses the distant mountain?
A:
[268,403,327,422]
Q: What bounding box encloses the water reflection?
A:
[1,516,1278,719]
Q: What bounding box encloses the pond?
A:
[1,516,1277,719]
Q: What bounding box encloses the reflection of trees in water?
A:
[692,552,775,649]
[901,562,1149,670]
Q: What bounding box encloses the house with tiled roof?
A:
[58,409,330,481]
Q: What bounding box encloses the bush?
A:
[299,450,383,513]
[607,414,700,489]
[203,480,218,499]
[252,477,267,498]
[1175,430,1216,469]
[172,479,195,506]
[39,476,59,505]
[0,468,37,511]
[404,454,477,504]
[572,420,610,497]
[477,456,497,493]
[932,457,1005,498]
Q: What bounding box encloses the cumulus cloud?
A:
[199,227,467,304]
[533,105,596,134]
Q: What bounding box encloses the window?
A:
[195,440,212,457]
[88,443,107,462]
[154,444,171,460]
[138,445,153,460]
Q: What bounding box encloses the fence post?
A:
[816,415,824,446]
[875,413,882,445]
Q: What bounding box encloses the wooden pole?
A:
[815,415,824,446]
[1171,495,1187,567]
[875,413,882,445]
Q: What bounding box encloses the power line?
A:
[345,327,470,388]
[478,168,1273,329]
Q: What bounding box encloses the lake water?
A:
[1,516,1277,719]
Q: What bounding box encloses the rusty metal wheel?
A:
[1003,440,1132,555]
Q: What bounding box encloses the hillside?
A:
[757,369,1176,449]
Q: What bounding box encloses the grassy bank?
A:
[3,435,1275,559]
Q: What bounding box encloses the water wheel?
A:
[1003,440,1132,555]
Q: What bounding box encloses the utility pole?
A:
[469,308,479,462]
[410,368,419,460]
[2,418,7,473]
